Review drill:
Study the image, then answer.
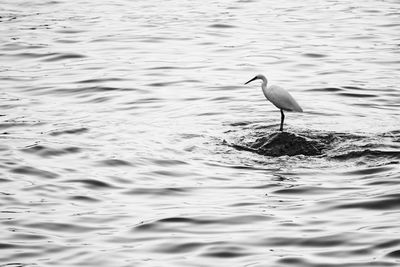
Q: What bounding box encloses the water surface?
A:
[1,1,400,266]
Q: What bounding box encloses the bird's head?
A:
[244,74,266,85]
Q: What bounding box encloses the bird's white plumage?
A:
[244,74,303,131]
[264,85,303,112]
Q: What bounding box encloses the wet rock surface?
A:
[232,131,335,157]
[229,129,400,160]
[252,132,329,156]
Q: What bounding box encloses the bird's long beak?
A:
[244,76,257,85]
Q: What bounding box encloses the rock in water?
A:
[250,132,324,157]
[230,128,400,160]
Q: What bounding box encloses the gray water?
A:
[1,1,400,266]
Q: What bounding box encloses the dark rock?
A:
[254,132,325,156]
[254,132,323,156]
[229,128,400,160]
[233,132,332,157]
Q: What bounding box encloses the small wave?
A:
[76,77,126,84]
[342,85,364,90]
[335,193,400,210]
[332,149,400,160]
[49,127,88,136]
[379,23,400,28]
[7,52,57,59]
[0,243,19,249]
[42,53,86,62]
[63,179,116,189]
[277,257,308,265]
[10,166,59,179]
[307,87,343,92]
[11,233,47,241]
[302,53,327,58]
[0,14,17,22]
[156,242,205,254]
[208,23,236,28]
[134,215,271,232]
[2,43,47,52]
[96,159,132,167]
[56,29,86,34]
[343,165,393,176]
[151,159,188,166]
[21,144,81,157]
[273,185,336,195]
[261,233,347,248]
[0,120,43,130]
[55,39,81,44]
[147,66,180,70]
[24,222,106,233]
[201,249,251,258]
[229,121,253,127]
[123,187,190,196]
[374,239,400,249]
[386,250,400,258]
[209,85,243,91]
[53,86,130,95]
[68,195,100,202]
[338,92,376,98]
[80,96,113,103]
[159,217,210,224]
[147,79,201,87]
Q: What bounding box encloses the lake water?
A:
[1,1,400,266]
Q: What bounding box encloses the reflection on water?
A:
[1,0,400,266]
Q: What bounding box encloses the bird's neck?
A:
[261,79,268,91]
[261,79,269,100]
[259,75,268,88]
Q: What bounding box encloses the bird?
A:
[245,74,303,131]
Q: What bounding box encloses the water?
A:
[1,0,400,266]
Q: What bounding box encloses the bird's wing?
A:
[266,85,303,112]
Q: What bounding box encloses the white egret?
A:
[245,74,303,131]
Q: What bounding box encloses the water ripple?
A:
[10,166,59,179]
[49,127,89,136]
[336,194,400,210]
[63,179,117,189]
[21,145,81,157]
[96,159,132,167]
[135,215,272,232]
[1,1,399,266]
[24,222,108,233]
[42,53,86,62]
[208,23,236,28]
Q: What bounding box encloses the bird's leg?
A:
[280,109,285,131]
